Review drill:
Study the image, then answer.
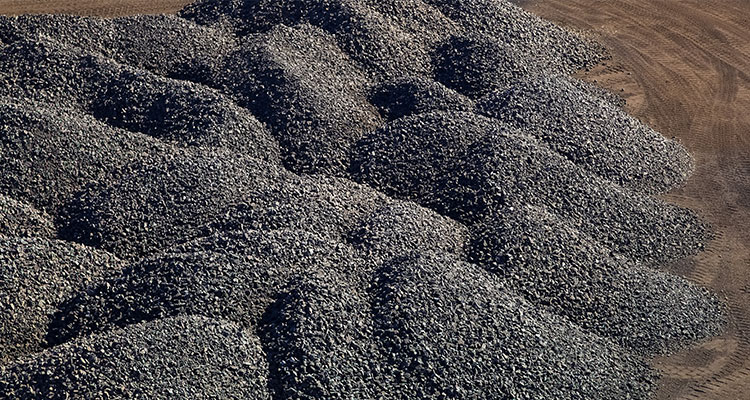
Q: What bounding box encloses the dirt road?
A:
[524,1,750,399]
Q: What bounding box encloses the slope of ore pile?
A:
[0,0,724,398]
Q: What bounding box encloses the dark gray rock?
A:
[434,34,532,98]
[0,195,56,238]
[369,76,474,120]
[0,36,279,162]
[260,271,381,399]
[476,74,693,193]
[0,98,172,214]
[0,237,123,364]
[0,14,236,83]
[0,316,271,399]
[470,204,724,353]
[58,148,290,260]
[222,23,381,174]
[348,199,469,260]
[47,229,371,346]
[423,0,606,72]
[372,251,654,399]
[351,111,499,215]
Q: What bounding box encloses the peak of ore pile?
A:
[0,0,724,398]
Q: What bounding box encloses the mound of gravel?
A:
[457,130,709,265]
[59,148,289,259]
[0,316,271,399]
[261,271,380,399]
[352,111,709,265]
[0,14,235,82]
[423,0,605,72]
[348,200,469,260]
[219,23,381,174]
[47,229,369,345]
[59,149,391,259]
[201,174,389,244]
[0,195,55,238]
[434,34,532,98]
[182,0,439,79]
[351,111,497,213]
[470,204,724,352]
[0,237,123,364]
[372,251,654,399]
[0,99,171,213]
[476,74,693,192]
[0,36,279,161]
[369,76,474,120]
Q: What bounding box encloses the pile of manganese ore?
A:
[0,0,724,398]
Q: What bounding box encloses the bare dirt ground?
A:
[0,0,191,17]
[1,1,747,399]
[524,1,750,399]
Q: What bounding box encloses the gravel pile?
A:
[470,204,723,353]
[219,23,381,174]
[348,200,469,260]
[0,14,236,82]
[352,111,709,266]
[0,237,123,364]
[201,174,389,244]
[434,34,532,98]
[351,111,497,214]
[459,130,709,265]
[0,0,725,398]
[0,195,55,238]
[59,149,392,259]
[181,0,442,79]
[476,74,693,193]
[58,148,289,259]
[372,251,654,399]
[261,271,380,399]
[48,229,370,345]
[0,316,271,399]
[0,99,171,213]
[369,76,474,120]
[422,0,606,72]
[0,36,279,162]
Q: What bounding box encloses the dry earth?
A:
[0,1,746,399]
[525,1,750,399]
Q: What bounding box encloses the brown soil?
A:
[0,0,192,17]
[524,1,750,399]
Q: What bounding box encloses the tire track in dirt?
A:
[525,1,750,399]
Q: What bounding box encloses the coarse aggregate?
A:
[0,98,173,213]
[0,316,271,399]
[369,76,474,120]
[470,204,723,353]
[47,229,371,345]
[0,237,124,364]
[352,111,710,265]
[476,74,693,193]
[0,36,279,162]
[220,23,381,174]
[434,33,532,98]
[0,195,56,238]
[0,0,727,398]
[371,251,655,399]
